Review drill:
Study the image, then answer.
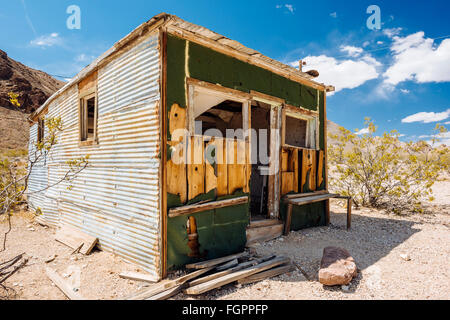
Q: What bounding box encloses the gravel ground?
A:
[1,178,449,300]
[0,211,146,300]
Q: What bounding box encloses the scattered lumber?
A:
[146,284,184,300]
[238,264,295,285]
[185,256,290,295]
[46,267,85,300]
[35,215,49,227]
[55,225,98,255]
[123,267,214,300]
[185,252,247,269]
[188,255,276,287]
[119,271,158,283]
[216,259,238,271]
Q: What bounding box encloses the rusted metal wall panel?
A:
[27,32,161,277]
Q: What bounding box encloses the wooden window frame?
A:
[78,88,98,147]
[37,117,45,144]
[282,108,319,151]
[186,78,251,141]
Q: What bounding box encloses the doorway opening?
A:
[249,100,271,221]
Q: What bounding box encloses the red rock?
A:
[318,247,357,286]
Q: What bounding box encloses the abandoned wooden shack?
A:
[27,13,336,280]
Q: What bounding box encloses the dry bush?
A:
[328,118,449,214]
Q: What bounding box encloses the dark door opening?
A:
[249,101,271,221]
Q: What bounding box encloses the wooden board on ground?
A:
[246,223,283,245]
[185,256,290,295]
[238,264,295,285]
[46,267,85,300]
[119,271,158,283]
[216,259,238,271]
[55,225,98,255]
[188,255,276,287]
[146,285,184,300]
[123,267,213,300]
[185,252,247,269]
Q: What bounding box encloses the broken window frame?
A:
[186,78,251,142]
[282,108,319,150]
[78,88,98,146]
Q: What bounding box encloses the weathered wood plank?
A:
[119,271,158,283]
[145,285,183,300]
[216,138,228,196]
[281,172,294,196]
[246,223,284,245]
[167,140,187,203]
[168,103,186,140]
[188,255,276,287]
[55,225,97,255]
[216,259,239,272]
[227,139,246,195]
[205,139,218,194]
[124,267,213,300]
[317,150,324,188]
[186,252,247,270]
[238,264,295,285]
[168,196,248,218]
[284,190,328,200]
[185,256,290,295]
[286,193,339,205]
[188,136,205,200]
[46,267,85,300]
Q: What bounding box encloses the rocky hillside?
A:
[0,49,64,150]
[0,49,64,113]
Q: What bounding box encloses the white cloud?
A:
[401,109,450,123]
[30,33,62,47]
[445,121,450,125]
[400,89,410,94]
[383,27,402,38]
[276,4,294,13]
[377,41,384,45]
[340,45,363,57]
[330,12,337,18]
[362,41,370,47]
[297,51,381,93]
[75,53,95,63]
[356,128,370,135]
[384,32,450,85]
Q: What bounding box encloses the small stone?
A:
[400,253,411,261]
[341,285,350,291]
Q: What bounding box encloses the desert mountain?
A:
[0,49,65,150]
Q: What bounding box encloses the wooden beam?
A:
[168,196,248,218]
[188,255,276,287]
[124,267,213,300]
[283,190,328,200]
[54,225,98,255]
[185,252,247,269]
[286,193,340,206]
[284,204,293,236]
[119,271,159,283]
[238,264,295,285]
[46,267,85,300]
[185,256,290,295]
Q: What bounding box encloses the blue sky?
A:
[1,0,450,144]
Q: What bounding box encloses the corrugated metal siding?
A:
[27,32,162,277]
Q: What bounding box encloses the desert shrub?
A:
[328,118,449,214]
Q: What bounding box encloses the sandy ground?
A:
[1,178,449,300]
